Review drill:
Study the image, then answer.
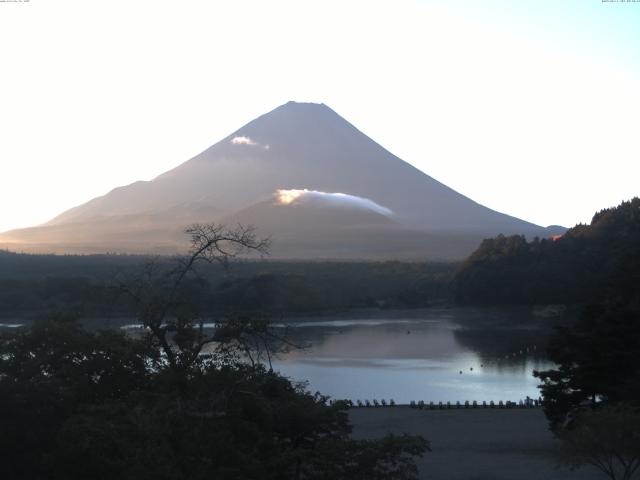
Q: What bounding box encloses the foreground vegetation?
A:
[0,224,428,480]
[0,315,428,480]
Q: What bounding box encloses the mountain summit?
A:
[0,101,561,258]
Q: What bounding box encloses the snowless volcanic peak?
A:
[275,189,393,216]
[0,101,563,258]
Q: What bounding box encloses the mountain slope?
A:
[0,101,559,258]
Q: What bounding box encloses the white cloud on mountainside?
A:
[230,136,257,145]
[230,136,270,150]
[276,189,393,216]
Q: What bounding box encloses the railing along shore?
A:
[331,398,543,409]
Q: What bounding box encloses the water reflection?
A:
[1,307,558,404]
[270,308,555,403]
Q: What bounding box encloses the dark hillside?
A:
[455,198,640,305]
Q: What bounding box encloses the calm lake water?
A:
[1,307,557,404]
[268,308,556,404]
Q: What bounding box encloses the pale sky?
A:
[1,0,639,233]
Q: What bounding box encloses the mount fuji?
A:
[0,102,562,259]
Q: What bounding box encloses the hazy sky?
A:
[1,0,639,233]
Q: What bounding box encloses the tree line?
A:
[455,198,640,306]
[0,251,455,317]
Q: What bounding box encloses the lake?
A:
[1,307,558,404]
[269,307,556,404]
